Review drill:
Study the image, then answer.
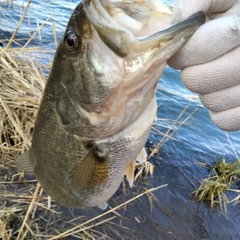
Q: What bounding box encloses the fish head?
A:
[49,0,205,140]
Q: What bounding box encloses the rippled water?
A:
[1,0,240,239]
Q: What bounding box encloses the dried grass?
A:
[0,46,45,160]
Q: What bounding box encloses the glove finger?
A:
[210,0,240,19]
[210,0,238,13]
[210,106,240,131]
[172,0,237,23]
[168,15,240,69]
[180,47,240,94]
[199,84,240,112]
[172,0,211,23]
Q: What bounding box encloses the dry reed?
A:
[0,46,46,160]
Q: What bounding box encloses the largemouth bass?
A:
[16,0,205,208]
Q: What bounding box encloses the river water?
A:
[1,0,240,239]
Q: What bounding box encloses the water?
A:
[1,0,240,239]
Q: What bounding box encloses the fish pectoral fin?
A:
[15,150,34,173]
[71,147,109,192]
[125,159,136,188]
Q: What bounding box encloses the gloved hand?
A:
[168,0,240,131]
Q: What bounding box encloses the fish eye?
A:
[64,30,79,51]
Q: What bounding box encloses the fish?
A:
[15,0,205,209]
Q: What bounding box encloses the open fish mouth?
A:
[88,0,173,37]
[82,0,205,58]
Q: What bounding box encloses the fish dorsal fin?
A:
[71,147,109,191]
[125,159,136,188]
[15,150,34,173]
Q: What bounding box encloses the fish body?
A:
[16,0,205,208]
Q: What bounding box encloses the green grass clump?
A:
[193,159,240,213]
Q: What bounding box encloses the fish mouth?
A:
[83,0,205,58]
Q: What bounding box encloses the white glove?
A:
[168,0,240,131]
